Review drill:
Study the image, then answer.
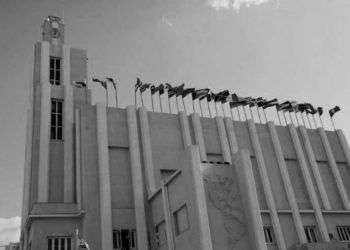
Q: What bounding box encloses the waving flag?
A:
[150,85,158,95]
[213,90,230,102]
[317,107,323,116]
[92,78,107,89]
[192,88,210,100]
[158,84,165,95]
[106,77,117,90]
[175,83,185,97]
[72,81,87,88]
[135,78,142,92]
[329,106,340,117]
[165,83,177,98]
[139,83,151,93]
[261,98,278,109]
[249,97,264,107]
[182,88,195,98]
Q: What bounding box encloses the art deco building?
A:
[20,16,350,250]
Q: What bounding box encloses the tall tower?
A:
[21,16,89,250]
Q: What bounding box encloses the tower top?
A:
[42,16,65,45]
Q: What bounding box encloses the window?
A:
[337,226,350,241]
[263,226,274,244]
[51,99,63,140]
[113,229,136,250]
[47,237,71,250]
[304,226,317,243]
[50,57,61,85]
[154,220,167,247]
[173,204,189,236]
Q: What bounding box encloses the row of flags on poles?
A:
[134,78,341,129]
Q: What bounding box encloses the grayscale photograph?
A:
[0,0,350,250]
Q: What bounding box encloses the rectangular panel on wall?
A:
[200,118,221,155]
[232,121,253,153]
[149,113,183,172]
[107,108,128,147]
[109,148,133,208]
[250,157,268,210]
[256,124,289,210]
[49,142,64,202]
[285,159,312,209]
[318,161,343,210]
[338,162,350,198]
[69,48,87,82]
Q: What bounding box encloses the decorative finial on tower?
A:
[42,16,65,45]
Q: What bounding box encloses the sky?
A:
[1,0,350,245]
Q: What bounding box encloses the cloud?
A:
[207,0,270,10]
[0,217,21,245]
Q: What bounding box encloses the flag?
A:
[106,77,117,90]
[276,101,292,111]
[228,94,250,108]
[165,83,177,98]
[139,83,151,93]
[92,78,107,89]
[206,92,213,102]
[182,88,195,98]
[213,90,230,103]
[175,83,185,97]
[150,85,158,95]
[317,107,323,116]
[249,97,264,107]
[192,88,210,100]
[158,84,165,95]
[329,106,340,117]
[72,81,87,88]
[135,78,142,92]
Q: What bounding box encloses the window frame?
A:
[112,229,137,250]
[47,236,71,250]
[263,226,275,244]
[49,56,61,86]
[304,225,318,243]
[50,98,63,141]
[336,225,350,242]
[173,204,190,236]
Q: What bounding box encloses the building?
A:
[5,243,20,250]
[20,16,350,250]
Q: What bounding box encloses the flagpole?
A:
[230,108,235,120]
[221,103,225,117]
[207,100,212,118]
[263,109,268,123]
[134,91,137,107]
[105,88,109,107]
[151,93,155,112]
[318,113,324,128]
[306,113,313,128]
[182,97,187,114]
[176,97,180,113]
[249,106,254,122]
[214,102,219,117]
[330,116,336,130]
[256,106,262,123]
[243,106,248,120]
[115,84,118,108]
[275,107,282,125]
[282,111,288,125]
[312,115,318,128]
[294,112,300,126]
[236,107,242,121]
[288,112,294,125]
[199,100,204,117]
[300,113,306,127]
[159,93,163,112]
[168,97,172,114]
[140,92,144,107]
[192,99,196,114]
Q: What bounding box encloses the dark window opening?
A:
[304,226,317,243]
[113,229,136,250]
[50,57,61,85]
[337,226,350,241]
[50,99,63,140]
[263,226,274,244]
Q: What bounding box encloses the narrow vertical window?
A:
[50,57,61,85]
[47,237,71,250]
[304,226,317,243]
[50,99,63,140]
[173,204,189,236]
[263,226,275,244]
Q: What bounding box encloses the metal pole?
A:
[312,115,318,128]
[168,97,172,114]
[282,111,288,125]
[230,108,235,120]
[318,114,324,128]
[306,113,313,128]
[151,94,155,112]
[249,106,254,121]
[176,97,180,113]
[115,84,118,107]
[256,106,262,123]
[159,93,163,112]
[294,112,300,126]
[242,106,248,120]
[192,99,196,114]
[214,102,219,117]
[105,88,109,107]
[236,107,242,121]
[134,91,137,107]
[182,97,187,114]
[276,107,282,125]
[263,109,268,123]
[199,100,204,117]
[221,103,225,117]
[288,112,294,125]
[300,113,306,127]
[140,92,144,107]
[207,100,212,118]
[331,116,336,130]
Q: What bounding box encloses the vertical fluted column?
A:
[187,145,213,250]
[336,129,350,168]
[215,116,231,163]
[247,120,287,250]
[299,126,331,210]
[161,181,175,250]
[224,117,239,154]
[37,41,50,203]
[318,128,350,210]
[75,109,82,210]
[63,45,74,202]
[190,113,207,161]
[288,124,329,241]
[139,107,156,194]
[96,103,113,250]
[179,111,191,147]
[234,149,267,250]
[268,122,306,243]
[126,106,149,250]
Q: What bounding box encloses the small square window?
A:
[173,204,189,236]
